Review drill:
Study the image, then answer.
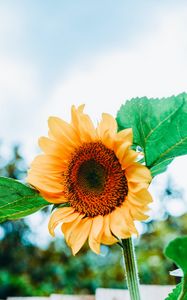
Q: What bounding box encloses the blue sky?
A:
[0,1,187,246]
[1,0,187,152]
[0,0,174,75]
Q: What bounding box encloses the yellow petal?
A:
[115,140,130,156]
[27,171,64,193]
[39,137,72,159]
[48,116,80,146]
[116,128,133,144]
[28,155,67,181]
[116,142,138,167]
[39,191,67,204]
[100,215,117,245]
[127,189,152,207]
[121,150,139,168]
[125,163,152,183]
[68,218,92,255]
[48,207,75,236]
[71,105,97,142]
[71,104,85,128]
[126,202,149,221]
[30,154,65,170]
[88,215,104,254]
[61,212,80,223]
[128,181,150,193]
[61,214,84,243]
[27,171,63,194]
[29,167,62,180]
[110,207,131,239]
[97,113,117,137]
[81,114,97,139]
[113,139,131,153]
[101,129,114,150]
[119,204,138,235]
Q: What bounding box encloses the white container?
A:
[95,285,174,300]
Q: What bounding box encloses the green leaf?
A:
[165,236,187,300]
[116,93,187,176]
[165,283,182,300]
[165,236,187,274]
[0,177,49,222]
[149,158,174,177]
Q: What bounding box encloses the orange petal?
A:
[48,207,75,236]
[88,215,104,254]
[100,215,117,245]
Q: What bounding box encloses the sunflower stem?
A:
[121,237,141,300]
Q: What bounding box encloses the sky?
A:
[0,0,187,246]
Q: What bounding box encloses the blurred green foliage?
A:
[0,144,186,298]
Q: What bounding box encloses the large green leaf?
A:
[0,177,49,222]
[165,236,187,300]
[165,283,182,300]
[116,93,187,176]
[165,236,187,275]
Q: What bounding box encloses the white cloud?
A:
[0,57,42,163]
[0,59,39,101]
[42,7,187,140]
[42,4,187,124]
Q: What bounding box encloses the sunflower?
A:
[27,105,152,255]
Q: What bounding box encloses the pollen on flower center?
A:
[77,159,107,193]
[65,142,128,217]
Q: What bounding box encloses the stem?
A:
[121,238,141,300]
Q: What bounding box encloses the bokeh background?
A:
[0,0,187,298]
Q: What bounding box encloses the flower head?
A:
[27,105,152,255]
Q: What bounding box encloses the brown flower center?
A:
[65,142,128,217]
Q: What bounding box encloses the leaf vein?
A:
[145,102,183,143]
